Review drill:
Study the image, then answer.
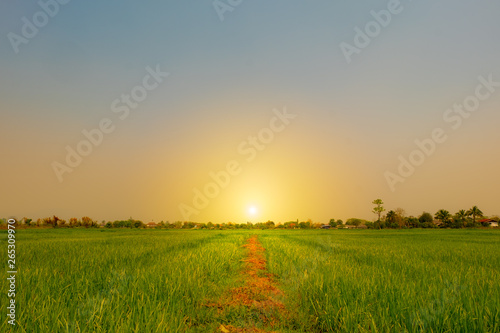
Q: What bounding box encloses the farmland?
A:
[1,229,499,332]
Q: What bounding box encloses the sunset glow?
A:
[248,206,258,217]
[1,1,499,224]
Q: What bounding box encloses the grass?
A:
[259,229,500,332]
[1,228,499,332]
[1,229,246,332]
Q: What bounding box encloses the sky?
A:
[1,0,499,224]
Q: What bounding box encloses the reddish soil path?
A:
[207,235,289,332]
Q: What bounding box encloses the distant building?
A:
[321,224,331,229]
[478,219,499,227]
[147,222,157,228]
[433,220,444,227]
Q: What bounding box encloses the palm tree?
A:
[435,209,452,225]
[453,209,469,228]
[455,210,468,221]
[386,210,396,225]
[467,206,483,224]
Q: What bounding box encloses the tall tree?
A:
[467,206,483,223]
[372,199,385,222]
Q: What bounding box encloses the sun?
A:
[248,206,258,216]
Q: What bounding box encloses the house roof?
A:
[478,219,495,223]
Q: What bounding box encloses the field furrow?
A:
[206,235,292,332]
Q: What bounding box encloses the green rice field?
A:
[1,229,499,332]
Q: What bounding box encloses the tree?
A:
[69,217,78,227]
[52,215,61,228]
[43,215,60,228]
[182,221,194,229]
[372,199,385,221]
[435,210,451,225]
[265,220,275,228]
[406,216,419,228]
[365,221,375,229]
[82,216,94,228]
[22,217,33,226]
[346,218,362,228]
[467,206,483,224]
[454,210,468,228]
[455,210,468,221]
[419,212,433,224]
[386,210,396,226]
[329,219,337,228]
[395,208,406,228]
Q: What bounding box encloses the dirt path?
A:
[206,235,290,332]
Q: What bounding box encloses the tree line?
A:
[1,200,497,230]
[0,217,145,229]
[367,199,497,229]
